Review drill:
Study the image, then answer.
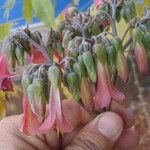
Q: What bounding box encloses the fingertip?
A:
[96,112,124,142]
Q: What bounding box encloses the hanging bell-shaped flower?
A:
[40,65,73,133]
[116,51,129,83]
[132,28,148,75]
[0,53,13,91]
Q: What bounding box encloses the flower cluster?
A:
[1,0,150,136]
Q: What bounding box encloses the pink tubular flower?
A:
[105,64,125,101]
[94,0,103,8]
[95,62,111,109]
[116,52,129,83]
[0,53,13,91]
[135,43,148,75]
[28,45,46,64]
[80,77,93,112]
[94,61,125,110]
[39,86,73,133]
[21,96,40,135]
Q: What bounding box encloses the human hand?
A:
[0,109,139,150]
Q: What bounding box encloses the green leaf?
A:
[0,23,13,40]
[31,0,54,27]
[3,0,16,19]
[72,0,80,5]
[23,0,33,22]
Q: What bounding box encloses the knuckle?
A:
[65,132,106,150]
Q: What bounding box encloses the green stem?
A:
[122,25,131,42]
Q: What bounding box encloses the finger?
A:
[65,112,123,150]
[113,128,139,150]
[0,115,50,150]
[110,101,135,128]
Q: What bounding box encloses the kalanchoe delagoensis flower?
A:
[80,77,93,112]
[0,53,13,91]
[39,65,73,133]
[134,43,148,75]
[21,95,40,135]
[111,36,129,82]
[27,78,48,122]
[47,29,64,63]
[132,28,148,75]
[116,51,129,83]
[28,45,46,63]
[95,61,125,110]
[93,41,125,110]
[95,62,111,109]
[21,64,51,135]
[62,30,74,50]
[0,77,13,92]
[73,61,94,112]
[121,0,137,23]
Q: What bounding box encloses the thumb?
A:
[65,112,123,150]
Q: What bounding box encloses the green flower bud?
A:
[126,0,137,18]
[93,43,107,64]
[27,79,47,121]
[15,45,24,65]
[21,75,32,95]
[68,50,79,59]
[132,28,144,43]
[106,45,117,70]
[121,7,128,23]
[62,30,74,49]
[6,43,16,61]
[32,78,48,102]
[73,62,86,80]
[48,65,61,88]
[143,32,150,56]
[67,72,80,101]
[125,7,132,22]
[90,22,101,36]
[82,51,96,82]
[111,36,123,52]
[100,3,110,14]
[22,41,32,56]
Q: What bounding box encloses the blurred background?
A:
[0,0,150,150]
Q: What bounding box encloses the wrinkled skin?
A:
[0,100,139,150]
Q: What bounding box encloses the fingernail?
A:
[97,112,123,141]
